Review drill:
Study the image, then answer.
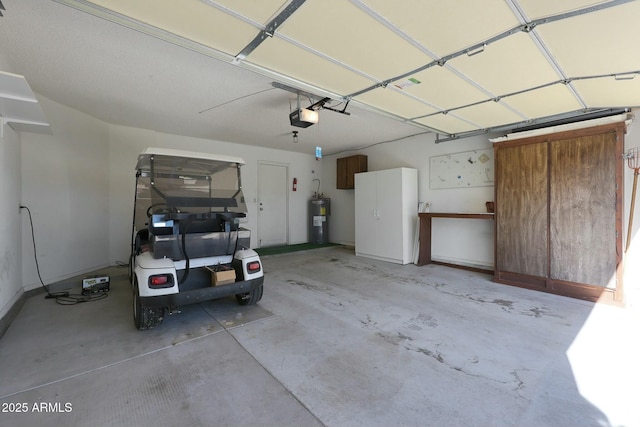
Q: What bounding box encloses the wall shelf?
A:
[0,70,50,136]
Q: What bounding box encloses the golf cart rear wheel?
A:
[133,278,164,330]
[235,284,263,306]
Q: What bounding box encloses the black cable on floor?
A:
[54,291,108,305]
[20,205,108,305]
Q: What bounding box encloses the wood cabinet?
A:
[337,155,367,189]
[355,168,418,265]
[494,122,625,303]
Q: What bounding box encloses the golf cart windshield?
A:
[134,149,247,232]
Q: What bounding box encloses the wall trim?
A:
[0,287,46,340]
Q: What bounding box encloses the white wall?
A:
[0,123,23,320]
[107,125,320,265]
[20,96,110,291]
[0,54,23,320]
[324,133,495,269]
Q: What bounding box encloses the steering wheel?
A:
[146,203,168,218]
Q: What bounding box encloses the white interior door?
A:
[257,162,288,247]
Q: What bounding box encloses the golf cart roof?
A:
[136,147,246,172]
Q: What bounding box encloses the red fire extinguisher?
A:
[292,178,297,192]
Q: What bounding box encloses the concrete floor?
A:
[1,246,638,427]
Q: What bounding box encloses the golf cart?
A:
[129,147,264,330]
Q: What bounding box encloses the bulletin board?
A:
[429,148,494,189]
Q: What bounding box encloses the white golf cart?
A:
[129,148,264,330]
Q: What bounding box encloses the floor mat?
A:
[255,242,339,256]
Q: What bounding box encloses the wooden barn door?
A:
[494,122,625,303]
[549,131,620,291]
[495,142,548,285]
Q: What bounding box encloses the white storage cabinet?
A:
[354,167,418,265]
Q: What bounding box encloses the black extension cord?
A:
[20,205,108,305]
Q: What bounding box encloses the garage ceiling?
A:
[1,0,639,154]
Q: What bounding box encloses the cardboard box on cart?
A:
[205,266,236,286]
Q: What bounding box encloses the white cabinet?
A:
[354,168,418,265]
